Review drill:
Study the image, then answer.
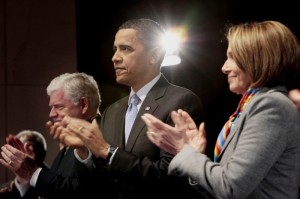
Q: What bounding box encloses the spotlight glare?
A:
[162,32,180,54]
[160,26,187,67]
[161,54,181,67]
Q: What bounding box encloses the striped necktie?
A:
[213,88,259,162]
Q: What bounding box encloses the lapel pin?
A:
[145,107,151,111]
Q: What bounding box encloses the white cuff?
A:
[14,177,30,197]
[29,167,42,187]
[74,148,94,169]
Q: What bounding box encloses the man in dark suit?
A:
[0,72,102,199]
[51,18,205,199]
[0,130,48,199]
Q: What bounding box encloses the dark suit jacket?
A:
[0,182,46,199]
[96,75,205,199]
[0,163,48,199]
[0,181,17,199]
[34,115,104,199]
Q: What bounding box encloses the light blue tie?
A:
[125,94,140,144]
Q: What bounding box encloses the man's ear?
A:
[24,143,35,157]
[79,97,89,114]
[149,47,165,65]
[149,49,160,65]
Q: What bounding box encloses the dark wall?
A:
[0,0,77,184]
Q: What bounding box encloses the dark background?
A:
[2,0,298,184]
[75,0,299,158]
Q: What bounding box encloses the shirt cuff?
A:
[74,148,94,169]
[14,177,30,197]
[107,147,118,164]
[30,167,42,187]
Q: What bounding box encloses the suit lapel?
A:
[102,96,128,149]
[50,147,67,172]
[55,147,75,174]
[119,102,128,148]
[219,92,258,159]
[219,117,243,159]
[125,76,169,150]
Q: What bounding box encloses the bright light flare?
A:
[162,32,180,54]
[160,26,187,67]
[162,27,187,52]
[161,54,181,66]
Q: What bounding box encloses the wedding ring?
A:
[78,126,84,131]
[148,131,156,136]
[7,160,13,165]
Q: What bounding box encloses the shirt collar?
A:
[128,73,161,105]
